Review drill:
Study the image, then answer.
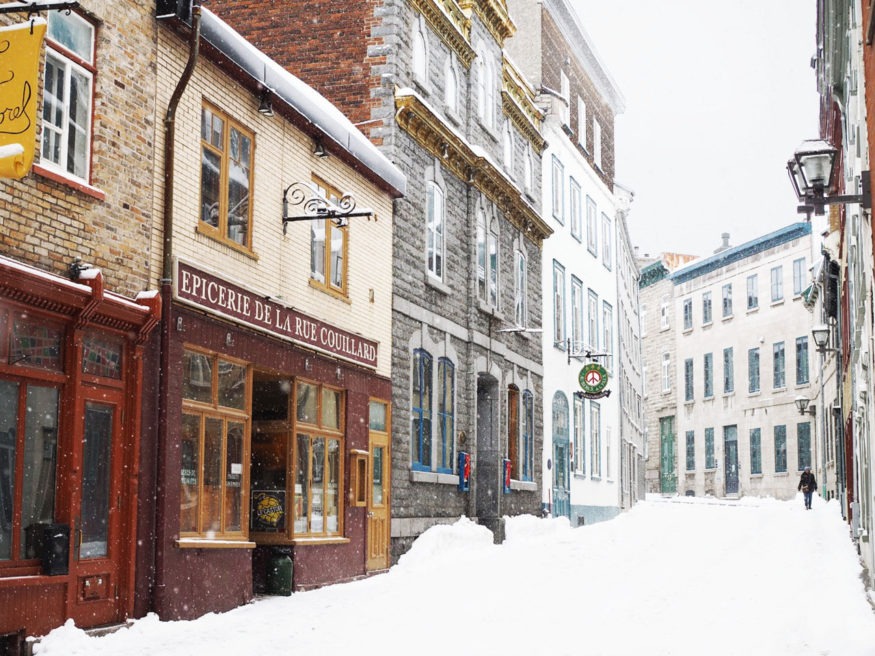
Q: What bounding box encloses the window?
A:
[200,105,254,249]
[602,302,613,368]
[477,47,496,129]
[723,347,734,393]
[684,358,694,402]
[521,390,534,481]
[683,298,693,331]
[747,275,758,310]
[412,17,428,85]
[589,401,601,477]
[770,266,783,302]
[444,56,458,115]
[411,349,433,471]
[514,248,528,328]
[659,296,670,330]
[797,422,811,470]
[774,425,787,473]
[0,381,60,561]
[553,261,566,345]
[559,71,570,126]
[524,144,534,194]
[426,181,445,280]
[551,156,565,223]
[571,277,583,351]
[573,394,585,475]
[180,350,249,540]
[702,292,713,325]
[722,284,732,317]
[41,10,95,181]
[703,352,713,398]
[577,96,587,149]
[773,342,785,389]
[661,353,671,392]
[587,290,599,350]
[310,179,348,294]
[502,122,513,171]
[750,428,762,474]
[601,213,612,269]
[685,430,695,471]
[593,119,602,169]
[476,211,498,307]
[795,337,809,385]
[294,381,344,537]
[793,257,806,296]
[705,428,715,469]
[437,358,455,473]
[748,348,760,393]
[586,196,597,255]
[570,178,582,240]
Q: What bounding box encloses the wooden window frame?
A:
[309,177,350,298]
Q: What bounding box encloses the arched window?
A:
[426,181,445,279]
[444,57,458,115]
[412,17,428,85]
[476,210,499,307]
[503,122,513,172]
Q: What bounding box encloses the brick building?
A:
[208,0,552,557]
[0,2,161,648]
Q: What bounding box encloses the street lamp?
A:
[811,324,833,354]
[787,139,871,216]
[794,395,816,416]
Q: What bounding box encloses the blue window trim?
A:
[411,348,432,470]
[437,357,455,474]
[522,390,534,481]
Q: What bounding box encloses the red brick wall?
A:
[204,0,384,129]
[861,2,875,264]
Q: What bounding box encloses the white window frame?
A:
[601,212,612,269]
[552,156,565,223]
[553,261,566,346]
[570,177,582,240]
[426,180,445,280]
[577,96,587,149]
[593,119,602,169]
[412,17,429,86]
[586,196,597,255]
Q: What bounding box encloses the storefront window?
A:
[10,318,63,371]
[82,333,123,379]
[293,381,343,537]
[180,349,249,540]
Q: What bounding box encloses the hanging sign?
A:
[0,19,46,179]
[578,362,610,399]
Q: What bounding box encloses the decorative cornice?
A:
[502,57,545,153]
[411,0,476,68]
[458,0,515,45]
[395,90,552,246]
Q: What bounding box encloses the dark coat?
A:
[798,470,817,492]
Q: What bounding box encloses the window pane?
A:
[203,418,223,533]
[369,401,387,431]
[183,351,213,403]
[227,129,251,245]
[11,318,63,372]
[41,57,64,165]
[180,415,200,533]
[310,438,324,532]
[296,382,318,423]
[82,333,123,379]
[20,386,59,558]
[330,224,345,289]
[310,220,326,283]
[225,422,244,532]
[326,438,340,533]
[80,403,113,558]
[294,435,309,534]
[372,446,384,505]
[68,68,90,178]
[218,360,246,409]
[321,388,340,429]
[0,381,20,560]
[48,10,93,62]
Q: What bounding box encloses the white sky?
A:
[570,0,821,258]
[33,496,875,655]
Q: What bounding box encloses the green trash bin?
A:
[265,548,293,596]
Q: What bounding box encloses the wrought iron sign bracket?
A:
[282,182,373,234]
[0,1,79,15]
[566,339,608,365]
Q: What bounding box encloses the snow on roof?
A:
[198,8,406,197]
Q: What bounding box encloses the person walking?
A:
[798,466,817,510]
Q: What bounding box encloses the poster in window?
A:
[251,490,285,531]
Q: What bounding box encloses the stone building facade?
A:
[202,0,551,559]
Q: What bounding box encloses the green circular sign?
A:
[579,363,609,394]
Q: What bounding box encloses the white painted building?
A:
[668,224,816,500]
[506,0,626,524]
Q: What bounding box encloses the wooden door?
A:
[69,390,127,627]
[366,400,390,571]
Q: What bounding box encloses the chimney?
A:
[713,232,731,254]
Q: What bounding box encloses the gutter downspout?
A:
[153,1,201,613]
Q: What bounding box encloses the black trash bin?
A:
[265,548,293,596]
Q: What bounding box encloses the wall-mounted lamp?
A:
[258,89,274,117]
[313,141,329,158]
[787,139,871,216]
[794,395,815,416]
[811,323,836,354]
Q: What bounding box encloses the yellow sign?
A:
[0,19,46,179]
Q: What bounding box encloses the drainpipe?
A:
[153,1,201,612]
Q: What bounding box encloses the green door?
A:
[659,416,677,494]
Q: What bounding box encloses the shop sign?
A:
[175,260,379,368]
[578,362,610,399]
[0,19,46,179]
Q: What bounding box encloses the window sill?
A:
[426,274,451,295]
[33,164,106,201]
[746,306,759,314]
[288,536,350,546]
[509,479,537,492]
[176,538,256,550]
[410,470,460,486]
[771,299,785,307]
[195,223,258,261]
[478,300,500,318]
[722,314,733,322]
[702,321,713,329]
[309,278,351,304]
[682,327,693,335]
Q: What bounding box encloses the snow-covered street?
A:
[33,495,875,656]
